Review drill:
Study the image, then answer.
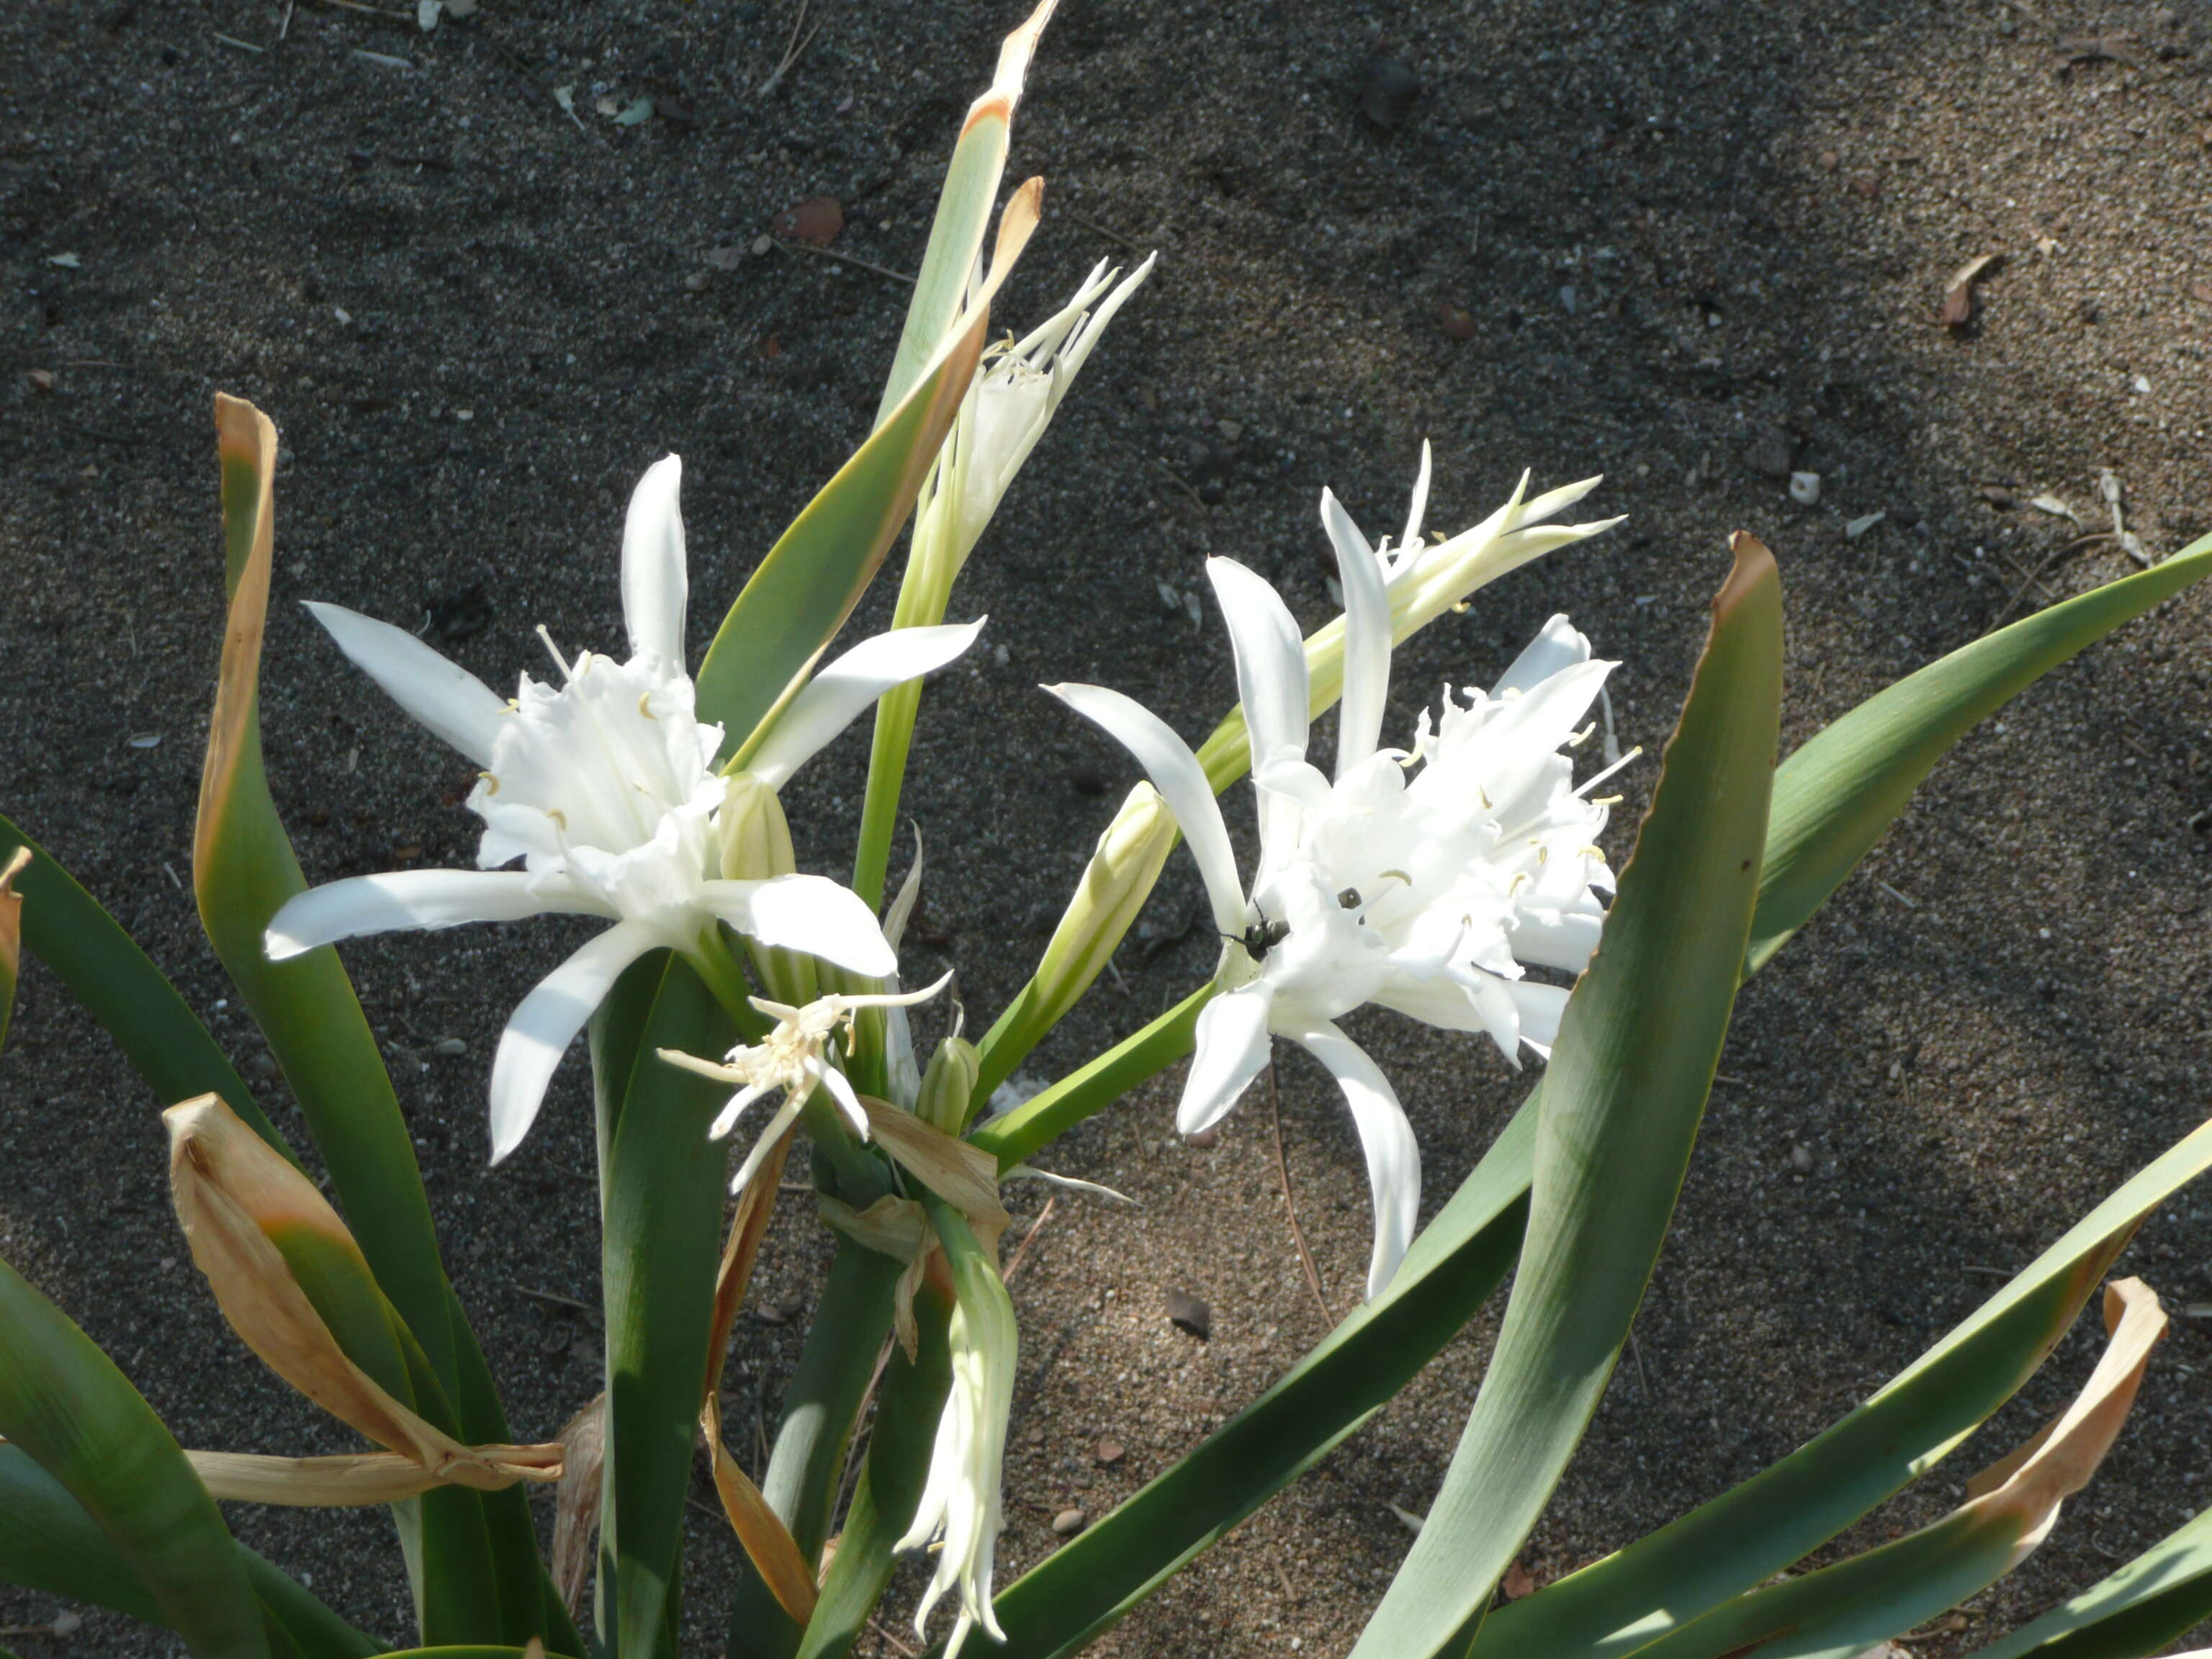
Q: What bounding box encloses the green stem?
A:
[969,987,1213,1169]
[851,513,958,912]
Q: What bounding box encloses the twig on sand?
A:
[1269,1063,1331,1326]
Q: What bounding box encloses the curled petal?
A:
[1289,1020,1419,1299]
[489,920,665,1161]
[745,621,986,788]
[1205,557,1311,774]
[304,601,509,767]
[1491,613,1594,697]
[705,876,896,977]
[1323,489,1393,779]
[1046,682,1247,938]
[266,870,606,961]
[621,454,688,670]
[1177,986,1274,1136]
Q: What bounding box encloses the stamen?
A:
[477,771,500,796]
[1573,745,1643,802]
[545,807,568,830]
[1566,721,1596,749]
[638,692,657,720]
[1589,795,1624,809]
[535,625,574,680]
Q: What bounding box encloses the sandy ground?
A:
[3,0,2211,1654]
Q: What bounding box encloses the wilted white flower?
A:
[267,457,976,1159]
[1048,465,1622,1295]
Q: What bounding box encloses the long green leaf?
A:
[1968,1504,2212,1659]
[599,955,734,1659]
[1350,536,1783,1658]
[0,1256,265,1658]
[1750,526,2212,972]
[197,397,557,1647]
[0,814,283,1155]
[982,536,2212,1656]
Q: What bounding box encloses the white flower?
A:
[924,255,1155,575]
[266,456,979,1160]
[658,974,954,1195]
[896,1235,1017,1659]
[1048,467,1622,1296]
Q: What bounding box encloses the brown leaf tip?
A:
[1717,531,1779,619]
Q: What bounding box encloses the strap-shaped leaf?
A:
[0,813,282,1154]
[1625,1282,2165,1659]
[1751,526,2212,972]
[598,955,734,1659]
[0,1256,265,1658]
[1964,1500,2212,1659]
[197,397,568,1650]
[699,183,1040,765]
[0,1447,379,1658]
[1349,535,1783,1658]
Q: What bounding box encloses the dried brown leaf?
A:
[552,1393,605,1616]
[703,1393,818,1624]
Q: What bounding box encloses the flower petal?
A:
[1045,682,1247,938]
[1398,440,1434,564]
[704,876,896,977]
[1504,979,1571,1058]
[1321,488,1393,779]
[1288,1020,1419,1298]
[1205,557,1310,775]
[303,601,509,767]
[621,454,688,670]
[745,620,986,788]
[266,870,606,960]
[1177,985,1274,1136]
[489,920,663,1161]
[1492,613,1594,697]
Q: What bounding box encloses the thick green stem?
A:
[969,987,1212,1169]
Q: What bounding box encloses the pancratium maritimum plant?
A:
[5,9,2212,1659]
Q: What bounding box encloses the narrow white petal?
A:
[488,920,662,1161]
[1399,441,1434,558]
[1321,489,1393,778]
[1205,557,1310,774]
[1177,986,1274,1136]
[884,827,925,954]
[745,620,986,788]
[727,1094,804,1193]
[1492,614,1594,697]
[1505,980,1572,1058]
[817,1061,869,1138]
[708,1082,771,1141]
[266,870,606,960]
[303,601,508,767]
[704,876,896,977]
[621,454,688,670]
[1045,683,1247,938]
[1290,1021,1419,1299]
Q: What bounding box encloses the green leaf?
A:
[196,396,556,1649]
[1371,537,1786,1658]
[0,1447,381,1659]
[698,184,1040,768]
[0,813,284,1156]
[1750,526,2212,973]
[1966,1500,2212,1659]
[599,955,735,1659]
[0,1255,266,1658]
[0,848,25,1051]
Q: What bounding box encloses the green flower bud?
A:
[716,772,798,881]
[917,1033,981,1136]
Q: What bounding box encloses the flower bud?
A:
[917,1034,981,1136]
[716,772,798,881]
[1028,782,1176,1033]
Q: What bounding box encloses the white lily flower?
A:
[924,254,1156,575]
[266,456,976,1161]
[896,1231,1017,1659]
[1048,470,1622,1297]
[659,974,953,1195]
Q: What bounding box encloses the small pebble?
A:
[1165,1287,1212,1339]
[1790,1143,1815,1174]
[750,234,773,257]
[1437,301,1476,341]
[1557,284,1578,315]
[1816,148,1840,171]
[1789,471,1821,505]
[683,271,711,292]
[1355,55,1421,128]
[1095,1437,1125,1465]
[1053,1508,1087,1537]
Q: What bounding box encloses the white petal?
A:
[621,454,688,670]
[1493,614,1594,697]
[745,620,986,788]
[488,920,662,1161]
[884,827,925,954]
[709,1082,771,1141]
[1321,489,1393,779]
[816,1061,870,1138]
[727,1094,804,1194]
[1177,986,1274,1136]
[303,601,508,767]
[704,876,896,977]
[1505,979,1572,1058]
[1399,441,1434,560]
[1205,557,1310,775]
[1289,1021,1419,1299]
[1045,683,1247,938]
[266,870,606,959]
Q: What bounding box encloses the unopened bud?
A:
[917,1034,981,1136]
[716,773,797,881]
[1030,783,1176,1030]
